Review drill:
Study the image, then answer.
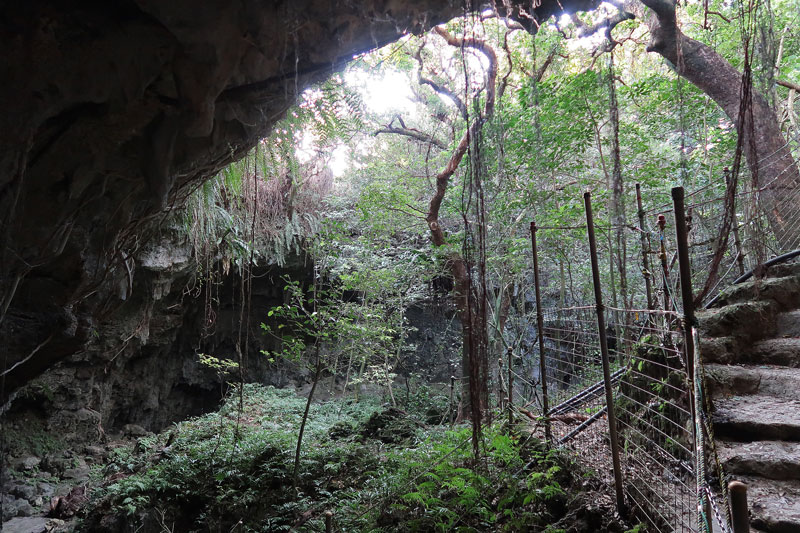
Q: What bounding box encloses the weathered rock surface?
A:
[741,477,800,533]
[719,441,800,481]
[0,0,598,403]
[749,338,800,367]
[1,517,49,533]
[714,395,800,440]
[702,261,800,532]
[2,233,314,449]
[705,364,800,400]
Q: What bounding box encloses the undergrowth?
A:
[81,384,620,532]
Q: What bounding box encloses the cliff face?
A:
[0,0,595,400]
[3,222,461,445]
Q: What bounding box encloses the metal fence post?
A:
[507,347,514,428]
[636,184,654,311]
[498,357,505,410]
[530,221,552,444]
[672,187,697,417]
[729,481,750,533]
[583,192,626,517]
[673,186,707,533]
[449,376,456,428]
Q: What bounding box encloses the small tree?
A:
[261,274,405,492]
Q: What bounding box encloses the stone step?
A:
[698,300,778,340]
[777,310,800,338]
[709,273,800,310]
[700,336,800,367]
[718,440,800,480]
[700,336,739,364]
[765,260,800,280]
[704,364,800,400]
[712,395,800,441]
[750,338,800,368]
[736,476,800,533]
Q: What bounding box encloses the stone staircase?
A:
[699,262,800,533]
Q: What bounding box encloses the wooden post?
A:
[530,221,552,444]
[729,481,750,533]
[705,495,713,533]
[636,184,654,311]
[324,510,333,533]
[584,192,626,517]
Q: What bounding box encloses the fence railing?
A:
[511,175,800,532]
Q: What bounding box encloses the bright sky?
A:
[307,69,420,178]
[306,38,497,178]
[346,69,417,115]
[329,145,349,177]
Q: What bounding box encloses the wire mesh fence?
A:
[519,302,699,531]
[511,182,781,533]
[503,133,800,529]
[611,308,696,531]
[645,138,800,309]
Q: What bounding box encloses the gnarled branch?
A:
[374,115,447,149]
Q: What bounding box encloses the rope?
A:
[693,328,733,533]
[703,486,734,533]
[693,329,712,533]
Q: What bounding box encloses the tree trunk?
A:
[607,53,629,344]
[420,27,499,425]
[293,349,322,493]
[639,0,800,249]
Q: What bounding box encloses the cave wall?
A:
[0,0,597,401]
[4,223,462,445]
[3,223,317,443]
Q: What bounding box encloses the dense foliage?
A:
[83,385,624,532]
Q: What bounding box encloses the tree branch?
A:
[572,9,635,40]
[425,26,498,244]
[534,45,560,83]
[778,79,800,92]
[432,26,498,117]
[413,45,469,122]
[374,115,447,149]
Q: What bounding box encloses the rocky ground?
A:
[2,424,151,532]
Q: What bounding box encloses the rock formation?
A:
[0,0,597,402]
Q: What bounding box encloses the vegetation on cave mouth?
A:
[2,0,799,531]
